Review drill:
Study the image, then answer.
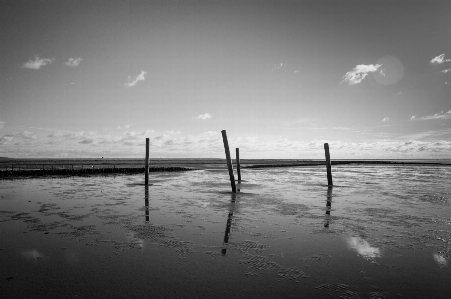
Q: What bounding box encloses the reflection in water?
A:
[222,193,237,255]
[433,253,448,267]
[22,249,43,261]
[347,237,381,259]
[127,232,144,249]
[324,187,333,228]
[144,185,149,222]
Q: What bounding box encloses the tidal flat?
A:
[1,164,450,298]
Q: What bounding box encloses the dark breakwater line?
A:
[242,160,449,169]
[0,166,200,178]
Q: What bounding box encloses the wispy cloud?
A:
[441,68,451,74]
[341,64,382,85]
[410,110,451,121]
[79,139,94,144]
[117,123,135,130]
[0,135,13,144]
[3,128,451,158]
[430,54,451,65]
[22,56,54,69]
[164,130,181,134]
[19,131,37,139]
[382,117,389,122]
[271,62,284,71]
[193,113,212,120]
[125,70,147,87]
[65,57,83,67]
[271,62,285,72]
[280,118,316,127]
[0,121,5,130]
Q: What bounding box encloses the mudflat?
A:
[1,164,450,298]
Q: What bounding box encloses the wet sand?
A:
[1,164,450,298]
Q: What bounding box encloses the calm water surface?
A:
[1,165,450,298]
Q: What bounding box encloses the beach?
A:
[1,163,450,298]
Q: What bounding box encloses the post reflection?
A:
[145,185,149,222]
[324,186,333,228]
[222,193,237,255]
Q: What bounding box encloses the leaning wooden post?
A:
[236,148,241,181]
[221,130,236,193]
[145,138,149,185]
[324,143,333,186]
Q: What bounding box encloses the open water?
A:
[1,164,450,298]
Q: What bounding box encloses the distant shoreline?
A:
[1,158,450,170]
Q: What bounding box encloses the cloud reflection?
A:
[347,237,381,259]
[433,253,448,267]
[127,232,144,249]
[22,249,43,260]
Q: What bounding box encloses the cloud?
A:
[65,57,83,67]
[0,135,13,144]
[22,56,54,69]
[48,131,71,138]
[271,63,284,71]
[79,139,94,144]
[382,117,389,122]
[125,70,147,87]
[441,68,451,74]
[0,121,4,130]
[430,54,451,65]
[117,123,135,129]
[164,130,181,134]
[19,131,37,139]
[193,113,212,120]
[411,110,451,121]
[280,118,316,127]
[341,64,382,85]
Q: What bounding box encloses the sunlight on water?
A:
[1,165,450,298]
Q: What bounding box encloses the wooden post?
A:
[236,148,241,182]
[145,138,149,185]
[221,130,236,193]
[324,143,333,186]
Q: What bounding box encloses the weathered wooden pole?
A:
[236,148,241,182]
[221,130,236,193]
[145,138,149,185]
[324,143,333,186]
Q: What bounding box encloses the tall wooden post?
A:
[145,138,149,185]
[324,143,333,186]
[221,130,236,193]
[236,148,241,182]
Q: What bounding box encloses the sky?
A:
[0,0,450,159]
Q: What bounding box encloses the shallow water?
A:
[1,165,450,298]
